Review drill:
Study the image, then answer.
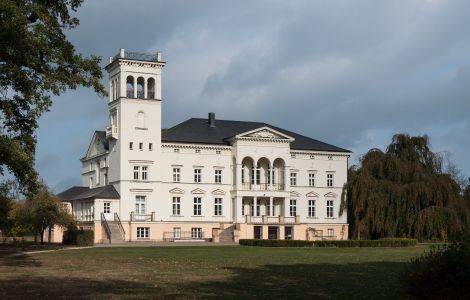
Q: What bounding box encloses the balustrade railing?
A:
[101,213,111,243]
[240,183,285,191]
[130,212,155,221]
[245,215,299,225]
[162,231,206,242]
[114,213,125,241]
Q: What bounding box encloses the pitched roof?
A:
[57,185,120,201]
[162,118,351,153]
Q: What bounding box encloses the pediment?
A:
[211,189,226,195]
[306,191,320,197]
[191,188,206,195]
[169,188,185,194]
[324,192,338,198]
[290,191,301,197]
[84,131,108,159]
[236,126,295,141]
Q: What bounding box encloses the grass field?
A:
[0,245,428,299]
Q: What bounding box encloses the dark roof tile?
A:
[162,118,350,152]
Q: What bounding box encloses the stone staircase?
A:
[103,221,125,244]
[218,224,235,243]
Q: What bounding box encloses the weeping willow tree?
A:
[341,134,470,241]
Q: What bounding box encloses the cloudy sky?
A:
[35,0,470,192]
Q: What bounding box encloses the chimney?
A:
[119,48,125,58]
[156,52,162,62]
[208,112,216,127]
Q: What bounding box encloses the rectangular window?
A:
[285,226,293,240]
[327,173,334,187]
[255,168,260,184]
[172,197,181,215]
[139,142,143,151]
[194,169,201,183]
[328,228,334,237]
[129,142,133,150]
[327,200,334,218]
[309,173,315,187]
[137,227,149,239]
[214,198,222,216]
[141,166,148,181]
[241,202,245,216]
[191,228,202,239]
[308,200,316,217]
[290,199,297,217]
[133,166,140,180]
[215,169,222,184]
[103,202,111,214]
[193,197,202,215]
[173,168,180,182]
[173,227,181,239]
[135,195,146,215]
[149,143,153,151]
[290,172,297,186]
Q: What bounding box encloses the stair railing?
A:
[101,213,111,243]
[114,212,125,241]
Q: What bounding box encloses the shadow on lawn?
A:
[182,261,409,299]
[0,252,42,267]
[0,276,162,299]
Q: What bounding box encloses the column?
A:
[284,166,289,190]
[269,197,274,216]
[235,196,243,223]
[143,78,148,99]
[133,77,137,98]
[236,163,242,189]
[269,164,274,190]
[254,197,258,217]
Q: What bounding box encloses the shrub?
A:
[239,239,314,247]
[403,232,470,299]
[63,229,94,246]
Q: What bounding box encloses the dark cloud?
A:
[35,0,470,191]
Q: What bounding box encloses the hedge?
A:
[239,239,314,247]
[239,238,418,247]
[314,238,418,247]
[63,229,94,246]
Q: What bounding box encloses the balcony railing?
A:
[130,212,156,222]
[245,215,300,225]
[162,231,206,242]
[241,183,285,191]
[106,125,118,139]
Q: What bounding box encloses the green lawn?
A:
[0,245,428,299]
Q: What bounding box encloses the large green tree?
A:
[342,134,470,241]
[0,0,106,194]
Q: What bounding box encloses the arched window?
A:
[126,76,134,98]
[137,77,145,99]
[110,80,115,101]
[137,111,145,128]
[147,78,155,99]
[114,79,119,99]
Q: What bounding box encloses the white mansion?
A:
[58,49,351,243]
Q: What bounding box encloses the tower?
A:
[104,49,165,203]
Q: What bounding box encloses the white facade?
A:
[71,49,350,243]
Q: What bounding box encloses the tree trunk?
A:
[48,226,52,243]
[40,229,44,244]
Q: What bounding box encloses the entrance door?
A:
[268,226,278,240]
[103,201,112,220]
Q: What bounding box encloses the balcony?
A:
[130,212,156,221]
[241,183,285,191]
[106,125,118,139]
[245,215,300,225]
